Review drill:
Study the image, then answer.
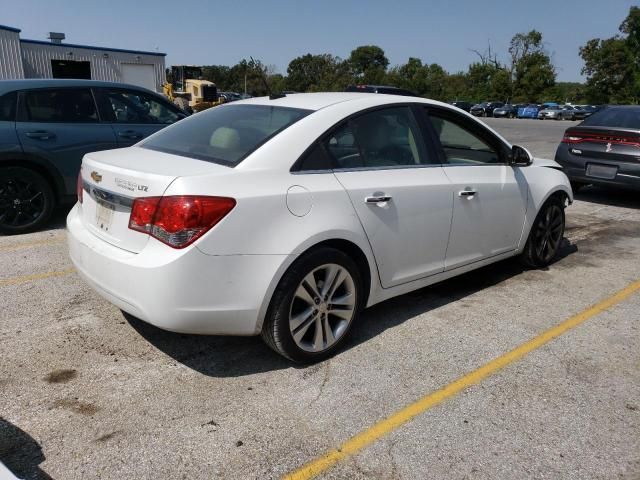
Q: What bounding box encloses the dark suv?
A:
[0,79,186,234]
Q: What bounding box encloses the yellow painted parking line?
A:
[283,279,640,480]
[0,238,65,252]
[0,268,75,287]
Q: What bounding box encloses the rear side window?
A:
[580,108,640,129]
[324,107,431,169]
[0,92,17,121]
[141,104,311,167]
[101,89,182,124]
[23,88,98,123]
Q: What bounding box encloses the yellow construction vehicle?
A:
[163,66,225,113]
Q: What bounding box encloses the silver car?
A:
[538,105,578,120]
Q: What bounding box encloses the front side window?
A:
[24,88,98,123]
[141,104,311,166]
[324,107,429,169]
[428,111,502,165]
[103,90,181,124]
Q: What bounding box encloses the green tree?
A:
[508,30,556,102]
[580,6,640,103]
[348,45,389,83]
[286,54,351,92]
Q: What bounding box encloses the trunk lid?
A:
[79,146,229,253]
[563,126,640,164]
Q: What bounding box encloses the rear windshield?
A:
[141,104,311,166]
[580,108,640,129]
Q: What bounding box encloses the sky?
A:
[1,0,637,82]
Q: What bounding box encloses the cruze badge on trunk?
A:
[115,178,149,193]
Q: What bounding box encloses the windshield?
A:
[580,108,640,129]
[141,104,311,166]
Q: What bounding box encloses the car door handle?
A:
[118,131,143,140]
[458,189,477,197]
[25,131,55,140]
[365,195,392,204]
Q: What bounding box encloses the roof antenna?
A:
[251,56,285,100]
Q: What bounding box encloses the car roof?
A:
[236,92,448,112]
[0,78,158,95]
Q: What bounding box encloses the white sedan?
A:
[67,93,572,362]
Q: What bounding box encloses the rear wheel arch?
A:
[306,239,372,307]
[0,156,66,203]
[256,237,374,335]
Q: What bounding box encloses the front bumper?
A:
[67,204,290,335]
[554,144,640,190]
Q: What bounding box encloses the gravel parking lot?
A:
[1,118,639,480]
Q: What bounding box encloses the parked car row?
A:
[449,100,602,121]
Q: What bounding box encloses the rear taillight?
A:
[129,196,236,248]
[561,135,583,144]
[77,172,83,204]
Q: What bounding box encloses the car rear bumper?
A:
[555,144,640,190]
[67,204,290,335]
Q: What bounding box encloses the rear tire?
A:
[520,196,565,268]
[261,247,363,363]
[0,167,54,235]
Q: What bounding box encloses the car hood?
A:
[532,157,562,169]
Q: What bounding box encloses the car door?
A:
[15,87,118,196]
[329,105,453,288]
[96,88,184,146]
[0,92,20,156]
[424,107,528,270]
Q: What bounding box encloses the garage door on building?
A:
[121,64,156,91]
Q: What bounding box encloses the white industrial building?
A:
[0,24,166,92]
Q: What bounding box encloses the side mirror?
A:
[511,145,533,166]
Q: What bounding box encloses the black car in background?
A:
[555,105,640,191]
[449,101,473,112]
[470,101,504,117]
[573,105,600,120]
[493,104,526,118]
[345,84,418,96]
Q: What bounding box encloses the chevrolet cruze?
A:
[67,93,572,362]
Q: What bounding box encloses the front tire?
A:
[261,248,362,363]
[520,197,565,268]
[0,167,54,235]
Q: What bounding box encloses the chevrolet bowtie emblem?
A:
[91,171,102,183]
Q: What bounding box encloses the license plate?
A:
[586,163,617,180]
[95,199,115,231]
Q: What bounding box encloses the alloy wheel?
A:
[288,263,356,353]
[533,204,564,263]
[0,176,46,229]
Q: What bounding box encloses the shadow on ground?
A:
[127,238,577,377]
[0,418,53,480]
[574,185,639,209]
